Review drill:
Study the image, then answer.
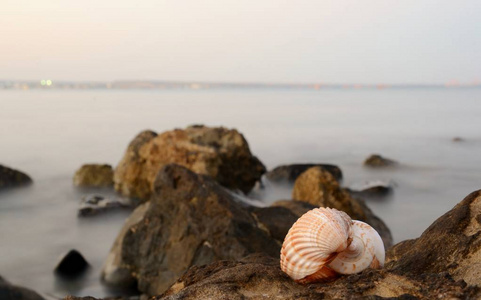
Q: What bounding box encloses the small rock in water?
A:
[265,163,343,183]
[0,164,32,190]
[452,136,464,142]
[364,154,398,168]
[73,164,114,187]
[78,194,130,217]
[54,250,89,277]
[348,180,395,198]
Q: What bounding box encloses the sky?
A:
[1,0,480,84]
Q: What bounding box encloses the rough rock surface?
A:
[292,166,392,248]
[159,253,479,300]
[364,154,398,168]
[265,163,342,183]
[73,164,114,187]
[0,164,32,190]
[103,164,279,295]
[387,190,481,286]
[0,276,44,300]
[114,126,266,200]
[270,199,318,217]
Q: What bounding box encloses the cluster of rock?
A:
[6,125,480,300]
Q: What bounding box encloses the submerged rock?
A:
[265,163,342,183]
[78,194,130,217]
[0,164,32,190]
[0,276,44,300]
[292,166,392,248]
[364,154,398,168]
[54,250,89,277]
[347,181,394,198]
[114,126,266,201]
[103,164,279,295]
[73,164,114,187]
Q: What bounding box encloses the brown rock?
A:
[292,167,392,248]
[73,164,114,187]
[364,154,398,168]
[387,190,481,286]
[114,126,266,200]
[103,164,279,296]
[265,163,343,183]
[0,164,32,190]
[158,254,479,300]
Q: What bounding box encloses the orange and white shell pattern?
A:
[280,207,385,283]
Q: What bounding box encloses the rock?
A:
[114,126,266,201]
[158,253,479,300]
[54,250,89,277]
[292,167,392,248]
[452,136,464,142]
[364,154,398,168]
[0,276,44,300]
[265,163,342,183]
[0,164,32,190]
[78,194,130,217]
[247,206,300,242]
[271,199,318,217]
[103,164,279,295]
[387,190,481,286]
[73,164,114,187]
[348,181,394,198]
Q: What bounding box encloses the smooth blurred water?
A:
[1,88,481,298]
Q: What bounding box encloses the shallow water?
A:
[1,88,481,298]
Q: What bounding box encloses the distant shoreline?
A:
[1,80,480,91]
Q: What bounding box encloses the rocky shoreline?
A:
[3,125,481,300]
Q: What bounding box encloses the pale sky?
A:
[1,0,480,84]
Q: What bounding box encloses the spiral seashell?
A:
[280,207,385,283]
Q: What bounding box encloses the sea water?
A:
[1,88,480,298]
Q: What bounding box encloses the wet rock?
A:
[292,167,392,248]
[78,195,131,217]
[0,164,32,190]
[265,163,342,183]
[73,164,114,187]
[55,250,89,277]
[364,154,398,168]
[103,164,279,295]
[348,181,394,198]
[387,189,481,286]
[114,126,266,201]
[159,253,479,300]
[0,276,44,300]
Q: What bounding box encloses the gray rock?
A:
[78,195,131,217]
[0,276,44,300]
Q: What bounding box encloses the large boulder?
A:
[265,163,342,183]
[114,126,266,200]
[387,190,481,286]
[0,276,44,300]
[103,164,279,295]
[158,253,478,300]
[0,164,32,190]
[73,164,113,187]
[292,166,392,248]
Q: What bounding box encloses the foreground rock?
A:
[103,164,279,295]
[265,163,342,183]
[73,164,114,187]
[292,166,392,248]
[0,276,44,300]
[364,154,398,168]
[0,164,32,190]
[387,189,481,286]
[114,126,266,200]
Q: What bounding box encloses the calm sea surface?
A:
[1,88,481,298]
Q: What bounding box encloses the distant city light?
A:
[46,80,52,86]
[40,80,46,86]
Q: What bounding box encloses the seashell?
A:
[280,207,385,283]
